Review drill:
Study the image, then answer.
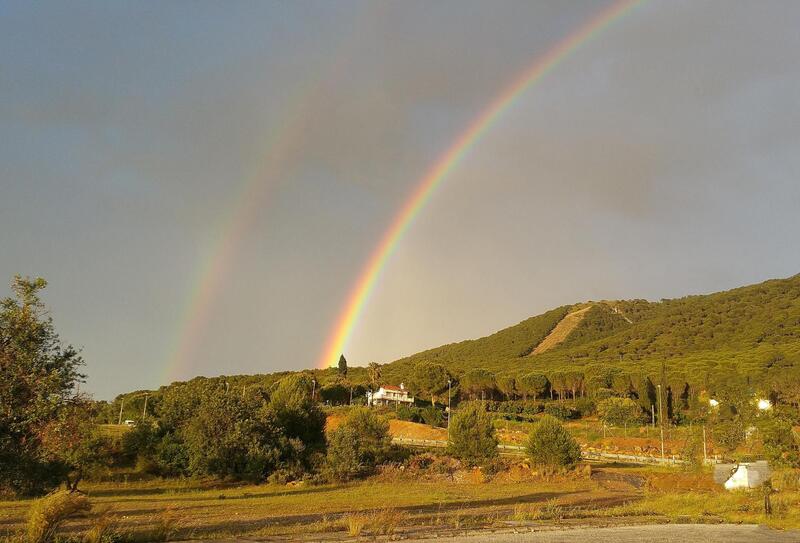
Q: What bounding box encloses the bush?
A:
[26,490,91,543]
[326,408,391,481]
[447,403,498,466]
[596,397,644,426]
[420,406,444,427]
[526,415,581,469]
[574,397,596,417]
[760,417,800,467]
[543,403,578,420]
[396,405,421,423]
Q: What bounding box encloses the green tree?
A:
[0,276,84,495]
[411,362,451,406]
[269,374,326,455]
[338,354,348,378]
[597,397,645,427]
[526,414,581,469]
[496,375,516,400]
[518,372,549,401]
[367,362,382,393]
[182,393,287,480]
[447,402,498,465]
[326,408,391,481]
[461,369,495,400]
[39,400,114,492]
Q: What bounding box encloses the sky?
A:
[2,1,800,400]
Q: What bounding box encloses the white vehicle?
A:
[123,419,136,427]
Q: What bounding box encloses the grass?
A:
[0,475,596,540]
[3,465,798,540]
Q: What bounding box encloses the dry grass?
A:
[344,508,408,537]
[25,491,91,543]
[83,505,124,543]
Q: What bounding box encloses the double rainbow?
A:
[317,0,642,369]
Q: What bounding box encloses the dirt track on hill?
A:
[531,306,592,355]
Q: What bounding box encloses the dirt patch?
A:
[531,306,593,355]
[326,413,446,441]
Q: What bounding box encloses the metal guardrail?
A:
[391,437,707,466]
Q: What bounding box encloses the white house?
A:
[367,383,414,407]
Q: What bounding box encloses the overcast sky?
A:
[3,1,800,399]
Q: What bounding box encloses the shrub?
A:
[574,397,596,417]
[420,406,444,427]
[526,414,581,469]
[596,397,644,426]
[712,420,746,453]
[396,405,421,423]
[447,403,498,466]
[326,408,391,481]
[543,403,578,420]
[26,490,91,543]
[760,417,800,467]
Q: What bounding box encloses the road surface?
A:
[412,524,800,543]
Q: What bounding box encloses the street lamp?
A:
[447,379,452,442]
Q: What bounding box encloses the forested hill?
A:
[378,273,800,387]
[104,273,800,419]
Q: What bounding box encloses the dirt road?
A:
[413,524,800,543]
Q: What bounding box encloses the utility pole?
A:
[142,393,149,422]
[703,425,708,464]
[651,404,655,428]
[311,378,316,402]
[118,398,125,426]
[447,379,452,442]
[657,384,664,459]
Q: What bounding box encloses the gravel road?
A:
[411,524,800,543]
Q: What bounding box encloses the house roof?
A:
[382,385,405,392]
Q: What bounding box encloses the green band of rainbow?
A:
[317,0,642,369]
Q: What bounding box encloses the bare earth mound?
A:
[530,306,592,355]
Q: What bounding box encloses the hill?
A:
[101,274,800,422]
[379,273,800,397]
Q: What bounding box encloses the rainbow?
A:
[317,0,642,369]
[164,30,363,383]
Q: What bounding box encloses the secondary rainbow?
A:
[317,0,642,369]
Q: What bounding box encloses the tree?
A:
[447,402,498,465]
[0,276,84,495]
[182,392,287,480]
[326,408,391,481]
[597,397,645,427]
[39,399,113,492]
[411,362,450,406]
[367,362,382,393]
[526,415,581,469]
[496,375,516,400]
[519,373,549,401]
[461,369,495,400]
[338,354,348,378]
[269,374,326,455]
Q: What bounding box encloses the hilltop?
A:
[378,273,800,389]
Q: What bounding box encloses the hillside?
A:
[380,274,800,390]
[531,305,593,355]
[104,273,800,418]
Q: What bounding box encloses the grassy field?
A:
[3,463,800,542]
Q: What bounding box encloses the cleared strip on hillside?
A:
[530,305,593,355]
